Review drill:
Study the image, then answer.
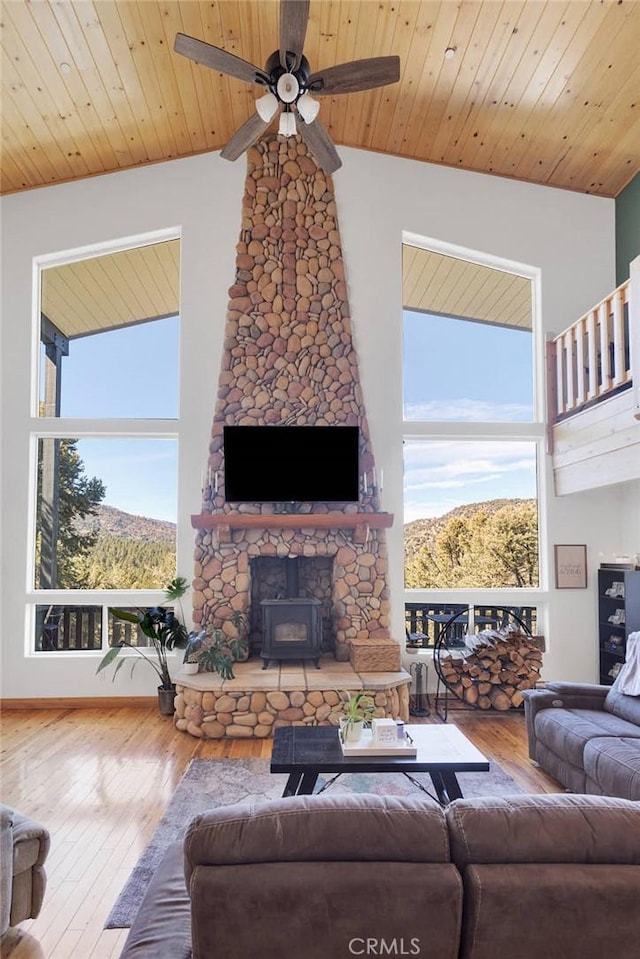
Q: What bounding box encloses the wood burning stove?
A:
[260,598,323,669]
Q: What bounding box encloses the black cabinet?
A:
[598,568,640,685]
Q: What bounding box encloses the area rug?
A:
[105,756,523,929]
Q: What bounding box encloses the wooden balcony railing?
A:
[551,278,632,421]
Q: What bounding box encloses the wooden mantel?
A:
[191,511,394,544]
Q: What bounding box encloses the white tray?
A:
[339,729,417,757]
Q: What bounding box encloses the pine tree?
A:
[405,501,538,589]
[36,439,105,588]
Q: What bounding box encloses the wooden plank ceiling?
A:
[41,237,528,341]
[41,239,180,338]
[2,1,639,198]
[403,245,532,329]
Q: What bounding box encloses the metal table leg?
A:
[282,772,303,796]
[429,770,463,805]
[282,771,319,796]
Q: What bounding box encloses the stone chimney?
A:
[192,136,398,667]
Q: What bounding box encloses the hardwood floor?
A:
[0,706,561,959]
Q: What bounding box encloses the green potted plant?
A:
[182,629,206,674]
[338,691,375,744]
[96,576,189,714]
[196,610,249,680]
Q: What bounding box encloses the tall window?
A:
[32,234,180,652]
[402,240,543,637]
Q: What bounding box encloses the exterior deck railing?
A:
[551,278,632,421]
[37,601,538,653]
[405,603,538,650]
[35,605,150,651]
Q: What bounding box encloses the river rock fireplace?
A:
[190,134,400,676]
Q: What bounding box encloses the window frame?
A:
[401,233,549,635]
[27,228,181,657]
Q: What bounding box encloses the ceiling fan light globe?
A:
[276,72,299,103]
[255,91,279,122]
[297,92,320,124]
[278,112,297,137]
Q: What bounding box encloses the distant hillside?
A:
[75,504,176,544]
[71,505,176,589]
[404,498,536,563]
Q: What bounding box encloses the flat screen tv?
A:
[223,425,360,503]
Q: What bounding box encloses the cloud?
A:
[403,441,537,522]
[404,399,533,422]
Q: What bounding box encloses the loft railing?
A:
[550,278,632,421]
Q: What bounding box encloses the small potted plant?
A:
[196,611,249,680]
[338,691,375,744]
[182,629,206,674]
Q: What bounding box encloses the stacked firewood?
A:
[437,629,545,710]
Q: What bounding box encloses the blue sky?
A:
[47,317,180,522]
[403,440,537,523]
[403,311,533,422]
[403,311,536,523]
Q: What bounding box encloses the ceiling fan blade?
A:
[308,56,401,95]
[279,0,310,70]
[174,33,267,86]
[297,118,342,175]
[220,113,270,162]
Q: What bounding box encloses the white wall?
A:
[0,146,620,698]
[619,480,640,559]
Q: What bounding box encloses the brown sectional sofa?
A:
[119,792,640,959]
[523,678,640,798]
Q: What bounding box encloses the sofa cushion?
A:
[459,863,640,959]
[535,742,587,794]
[446,794,640,866]
[190,860,462,959]
[184,793,449,878]
[584,737,640,800]
[534,707,640,768]
[604,682,640,725]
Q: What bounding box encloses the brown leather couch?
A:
[523,679,640,798]
[119,792,640,959]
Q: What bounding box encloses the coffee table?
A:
[270,723,489,805]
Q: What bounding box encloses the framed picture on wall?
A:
[555,544,588,589]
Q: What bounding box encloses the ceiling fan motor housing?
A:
[265,51,310,104]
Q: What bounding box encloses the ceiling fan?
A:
[174,0,400,175]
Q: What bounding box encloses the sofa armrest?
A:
[544,682,610,706]
[521,684,610,761]
[521,689,566,759]
[1,806,13,938]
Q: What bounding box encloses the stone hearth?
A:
[175,659,410,740]
[190,135,400,677]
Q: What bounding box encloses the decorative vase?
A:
[340,718,364,744]
[182,662,199,675]
[157,684,177,715]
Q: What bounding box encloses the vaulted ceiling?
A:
[1,0,639,198]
